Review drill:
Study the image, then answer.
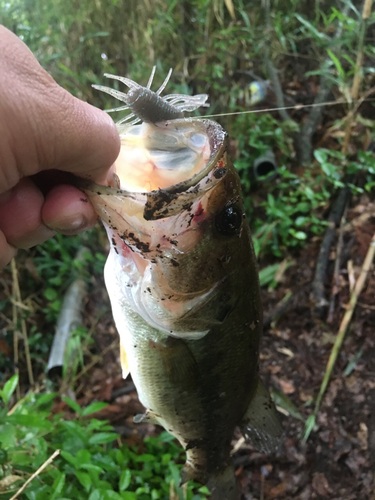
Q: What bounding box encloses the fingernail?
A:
[48,215,87,234]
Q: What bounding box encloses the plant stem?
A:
[306,232,375,441]
[342,0,373,153]
[9,449,61,500]
[11,258,34,388]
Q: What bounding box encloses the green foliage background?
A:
[1,1,375,498]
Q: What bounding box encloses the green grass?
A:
[0,376,209,500]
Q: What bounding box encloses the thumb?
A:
[0,25,120,190]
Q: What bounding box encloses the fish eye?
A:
[216,205,243,235]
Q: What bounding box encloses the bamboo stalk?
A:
[11,258,34,388]
[304,232,375,441]
[342,0,373,153]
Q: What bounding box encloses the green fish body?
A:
[81,71,282,499]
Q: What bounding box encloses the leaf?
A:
[79,463,103,473]
[303,414,316,442]
[119,469,131,491]
[327,49,345,77]
[34,393,57,408]
[75,470,92,492]
[76,449,91,464]
[344,348,364,376]
[60,450,78,467]
[169,462,183,500]
[88,432,118,445]
[224,0,235,20]
[62,396,83,416]
[51,472,66,500]
[290,230,307,240]
[271,388,304,421]
[0,474,22,491]
[7,414,53,430]
[44,288,58,300]
[198,486,211,494]
[295,14,328,41]
[259,264,280,287]
[314,149,328,164]
[89,490,103,500]
[82,402,109,416]
[1,374,19,404]
[104,491,123,500]
[0,423,16,446]
[121,493,137,500]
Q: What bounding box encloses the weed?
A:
[0,375,209,500]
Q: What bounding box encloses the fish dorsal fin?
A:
[239,377,283,454]
[119,340,130,379]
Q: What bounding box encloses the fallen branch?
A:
[296,70,333,166]
[110,382,136,401]
[263,290,294,329]
[311,186,350,316]
[304,231,375,442]
[9,449,60,500]
[327,206,347,323]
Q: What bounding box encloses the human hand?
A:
[0,26,121,268]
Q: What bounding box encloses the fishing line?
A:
[202,97,375,119]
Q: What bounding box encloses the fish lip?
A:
[76,119,227,222]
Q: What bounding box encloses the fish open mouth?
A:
[77,119,228,236]
[76,118,233,339]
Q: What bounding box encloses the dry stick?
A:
[297,70,332,166]
[9,449,61,500]
[307,232,375,441]
[312,186,350,315]
[11,259,34,388]
[263,290,294,329]
[327,206,347,323]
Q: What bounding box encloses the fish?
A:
[79,68,283,499]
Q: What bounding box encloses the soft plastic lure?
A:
[93,66,209,126]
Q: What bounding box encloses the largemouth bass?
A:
[80,68,283,499]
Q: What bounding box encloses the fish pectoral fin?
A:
[149,337,200,387]
[239,377,283,454]
[119,340,130,379]
[133,409,160,425]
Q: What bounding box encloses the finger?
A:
[0,178,55,249]
[42,184,98,234]
[0,231,17,269]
